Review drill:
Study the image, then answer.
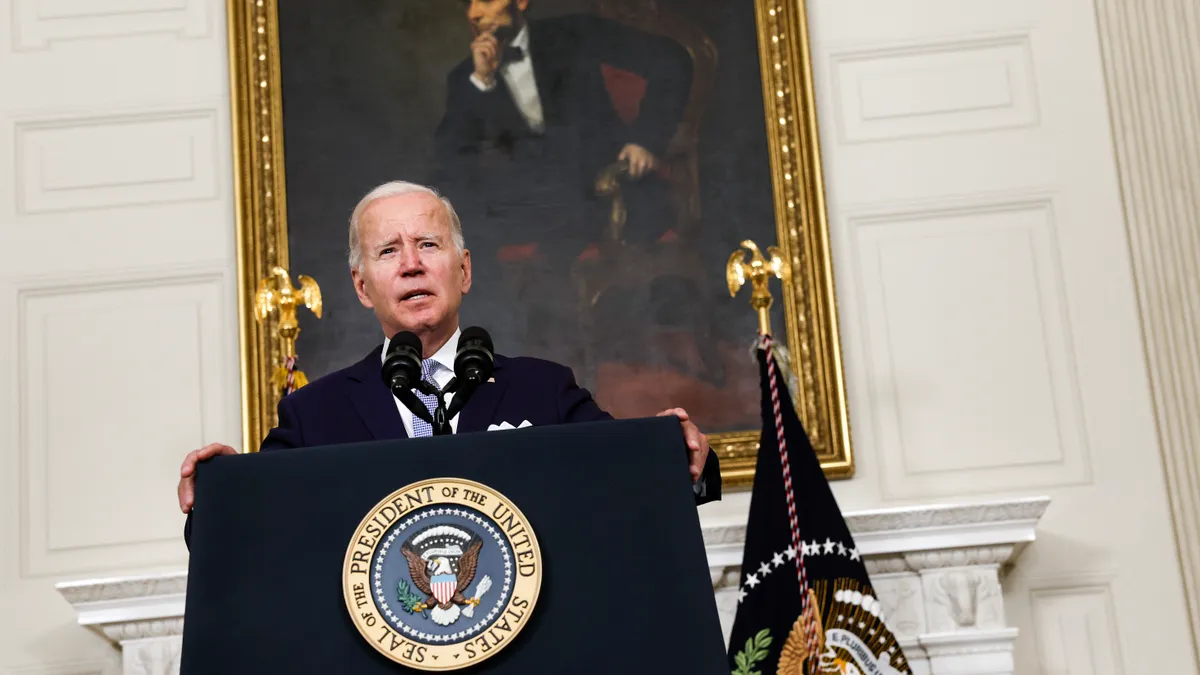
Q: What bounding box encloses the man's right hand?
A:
[178,442,237,514]
[471,30,501,88]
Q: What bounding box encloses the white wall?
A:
[1,0,1194,673]
[0,0,241,671]
[704,0,1197,672]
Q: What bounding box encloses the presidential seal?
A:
[343,478,542,671]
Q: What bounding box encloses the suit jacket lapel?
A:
[345,346,408,441]
[457,355,509,434]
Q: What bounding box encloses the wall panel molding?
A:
[829,33,1039,144]
[15,269,227,578]
[1094,0,1200,658]
[14,109,219,214]
[848,192,1090,499]
[1029,582,1124,675]
[12,0,211,50]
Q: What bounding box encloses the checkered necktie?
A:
[410,358,445,438]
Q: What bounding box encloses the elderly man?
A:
[177,181,720,516]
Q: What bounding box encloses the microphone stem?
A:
[446,381,480,420]
[433,401,451,435]
[394,388,435,426]
[392,375,482,436]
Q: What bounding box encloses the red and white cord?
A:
[762,335,820,669]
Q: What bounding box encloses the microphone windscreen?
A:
[388,330,423,356]
[458,326,493,354]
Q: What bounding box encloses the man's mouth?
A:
[401,290,433,302]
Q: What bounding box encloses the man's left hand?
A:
[658,407,708,481]
[618,143,658,179]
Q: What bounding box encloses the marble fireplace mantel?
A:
[707,496,1050,675]
[57,496,1049,675]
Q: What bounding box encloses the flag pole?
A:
[728,240,823,669]
[724,239,914,675]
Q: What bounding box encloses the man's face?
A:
[465,0,527,39]
[350,193,472,347]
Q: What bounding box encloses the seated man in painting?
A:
[432,0,692,364]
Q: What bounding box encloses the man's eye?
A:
[421,242,437,249]
[380,247,395,256]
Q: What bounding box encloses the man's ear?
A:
[351,266,374,308]
[517,0,530,13]
[460,248,473,294]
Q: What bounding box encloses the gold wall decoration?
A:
[225,0,853,483]
[254,266,322,394]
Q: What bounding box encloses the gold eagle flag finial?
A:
[255,266,323,394]
[726,239,789,336]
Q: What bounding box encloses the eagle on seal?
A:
[402,538,483,626]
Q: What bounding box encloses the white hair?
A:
[347,181,465,271]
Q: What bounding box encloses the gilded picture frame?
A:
[225,0,851,486]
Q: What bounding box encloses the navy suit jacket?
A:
[264,347,605,449]
[261,346,719,501]
[184,347,720,546]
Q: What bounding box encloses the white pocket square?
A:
[487,420,532,431]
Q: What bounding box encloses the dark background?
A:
[277,0,785,433]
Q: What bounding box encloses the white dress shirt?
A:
[382,327,461,436]
[469,24,546,133]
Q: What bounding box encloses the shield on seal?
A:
[431,574,457,605]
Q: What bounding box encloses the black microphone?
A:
[382,331,423,392]
[447,327,494,419]
[382,331,437,428]
[455,326,494,387]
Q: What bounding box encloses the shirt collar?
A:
[510,23,530,52]
[381,326,461,374]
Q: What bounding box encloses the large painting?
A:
[227,0,850,486]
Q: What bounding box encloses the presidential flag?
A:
[727,336,912,675]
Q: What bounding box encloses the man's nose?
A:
[466,1,482,21]
[397,247,423,275]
